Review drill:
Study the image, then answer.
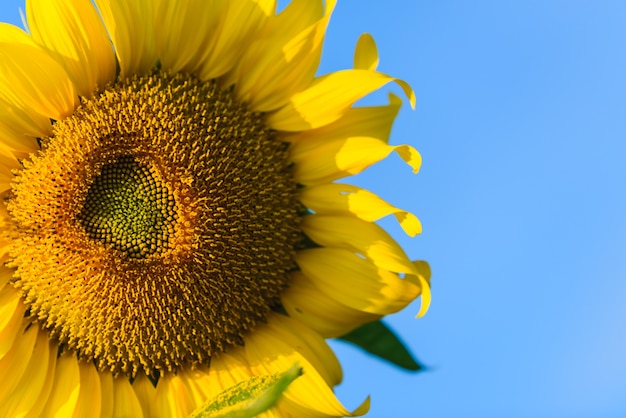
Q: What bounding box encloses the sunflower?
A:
[0,0,430,416]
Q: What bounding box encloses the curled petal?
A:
[407,260,432,318]
[300,183,421,236]
[287,94,421,185]
[267,69,415,131]
[291,135,421,185]
[283,93,402,144]
[302,215,419,275]
[303,217,431,318]
[296,248,421,315]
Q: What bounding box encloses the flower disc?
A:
[6,72,300,377]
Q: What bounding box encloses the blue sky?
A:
[2,1,626,417]
[319,1,626,417]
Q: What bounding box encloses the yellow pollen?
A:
[6,72,300,378]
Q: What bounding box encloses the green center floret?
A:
[79,156,177,258]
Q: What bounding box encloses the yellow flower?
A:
[0,0,431,416]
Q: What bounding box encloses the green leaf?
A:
[188,363,302,418]
[337,320,424,371]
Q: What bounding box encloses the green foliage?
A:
[337,320,424,371]
[188,364,302,418]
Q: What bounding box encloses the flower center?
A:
[6,72,300,378]
[78,156,177,259]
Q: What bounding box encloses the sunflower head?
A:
[0,0,429,416]
[7,70,301,378]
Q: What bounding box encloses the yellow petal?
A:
[93,0,157,77]
[267,314,342,387]
[302,215,419,276]
[179,369,214,410]
[182,353,252,409]
[413,259,432,284]
[40,353,81,417]
[0,324,40,405]
[136,371,197,418]
[0,22,37,44]
[244,314,366,416]
[267,69,415,131]
[0,139,38,185]
[0,42,77,121]
[0,212,10,252]
[228,0,335,112]
[154,374,197,417]
[26,0,116,97]
[0,25,62,147]
[277,396,370,418]
[214,352,257,391]
[285,94,421,185]
[354,33,379,71]
[154,0,226,75]
[131,373,159,418]
[300,183,422,236]
[0,107,46,155]
[197,0,275,81]
[253,0,276,16]
[112,376,144,418]
[268,0,322,35]
[408,260,432,318]
[71,361,102,418]
[291,135,421,186]
[256,408,283,418]
[98,371,115,418]
[0,265,14,291]
[0,328,53,417]
[0,245,11,268]
[0,94,49,145]
[296,248,421,315]
[0,285,25,359]
[282,92,401,144]
[282,271,381,338]
[21,341,58,418]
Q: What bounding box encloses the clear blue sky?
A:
[321,1,626,417]
[2,1,626,417]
